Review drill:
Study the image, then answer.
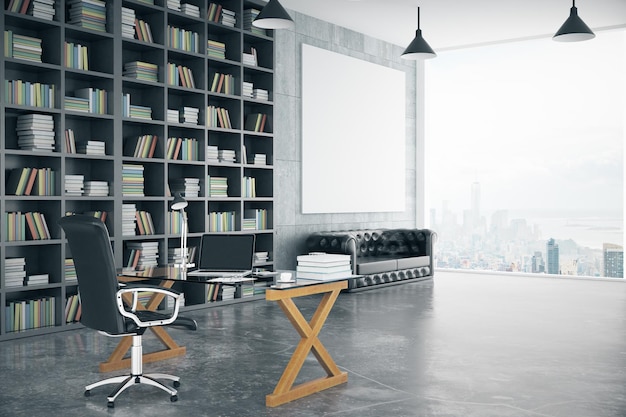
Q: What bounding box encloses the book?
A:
[296,253,352,267]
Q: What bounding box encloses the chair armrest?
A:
[116,286,182,328]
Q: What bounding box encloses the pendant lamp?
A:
[402,7,436,60]
[553,0,595,42]
[252,0,294,30]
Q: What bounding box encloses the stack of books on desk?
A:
[296,253,352,280]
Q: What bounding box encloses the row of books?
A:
[206,105,233,129]
[245,112,268,132]
[6,167,55,196]
[167,63,195,88]
[124,61,158,82]
[16,113,55,151]
[6,0,55,20]
[208,211,236,232]
[208,3,236,27]
[242,81,269,101]
[64,41,89,70]
[167,25,200,53]
[243,208,268,230]
[5,296,56,332]
[210,73,235,94]
[4,79,55,108]
[135,210,155,235]
[126,134,158,158]
[64,210,108,223]
[242,176,256,198]
[65,294,82,323]
[296,253,352,280]
[122,93,153,120]
[135,18,154,42]
[65,87,108,114]
[5,211,51,241]
[166,137,198,160]
[4,30,42,63]
[122,164,145,197]
[66,129,108,155]
[64,175,109,197]
[126,241,159,267]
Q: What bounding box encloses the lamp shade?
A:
[171,193,188,210]
[553,3,595,42]
[252,0,294,30]
[402,29,437,60]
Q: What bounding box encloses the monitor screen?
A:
[196,234,256,271]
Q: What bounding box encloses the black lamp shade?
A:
[171,193,188,210]
[402,29,437,60]
[553,6,595,42]
[253,0,294,30]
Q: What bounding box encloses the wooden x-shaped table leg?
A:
[99,278,186,373]
[265,280,348,407]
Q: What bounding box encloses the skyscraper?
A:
[546,238,559,275]
[603,243,624,278]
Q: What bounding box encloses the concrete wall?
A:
[272,11,419,269]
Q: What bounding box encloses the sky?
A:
[424,29,625,215]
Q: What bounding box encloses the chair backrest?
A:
[58,215,126,335]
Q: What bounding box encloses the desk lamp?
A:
[171,193,193,269]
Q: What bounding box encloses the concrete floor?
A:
[0,270,625,417]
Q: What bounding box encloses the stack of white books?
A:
[121,7,136,39]
[221,8,236,27]
[206,145,219,162]
[84,181,109,196]
[122,203,137,236]
[167,109,179,123]
[242,81,254,98]
[180,106,199,125]
[16,113,55,152]
[64,174,85,196]
[5,258,26,288]
[29,0,56,20]
[77,140,105,155]
[167,0,181,11]
[126,241,159,267]
[253,153,267,165]
[218,149,236,163]
[296,253,352,280]
[253,88,269,101]
[181,2,199,17]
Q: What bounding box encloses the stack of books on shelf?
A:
[242,81,254,98]
[126,241,159,267]
[84,181,109,197]
[65,87,108,114]
[64,42,89,70]
[4,31,43,63]
[166,0,180,11]
[166,137,197,160]
[122,93,153,120]
[25,211,51,240]
[135,19,154,42]
[206,145,219,162]
[5,212,25,241]
[16,113,55,151]
[254,153,267,165]
[167,109,180,123]
[127,134,158,158]
[67,0,107,32]
[65,210,107,222]
[242,47,258,66]
[122,203,138,236]
[6,296,56,332]
[209,211,236,232]
[244,208,267,230]
[5,80,55,108]
[29,0,55,20]
[210,73,235,94]
[220,8,236,27]
[254,251,269,265]
[242,176,256,198]
[181,2,199,17]
[167,25,199,53]
[121,7,136,39]
[64,259,77,282]
[218,148,236,163]
[207,3,236,26]
[206,106,232,129]
[64,174,84,196]
[25,273,49,286]
[243,8,267,36]
[242,218,256,230]
[124,61,158,82]
[245,113,268,132]
[77,140,105,155]
[122,164,145,197]
[135,210,155,235]
[253,88,269,101]
[180,106,199,125]
[207,39,226,59]
[206,283,221,302]
[207,175,228,197]
[207,2,222,22]
[170,177,200,198]
[65,128,77,153]
[221,286,236,300]
[4,258,26,288]
[241,283,255,298]
[167,63,195,88]
[167,246,197,264]
[65,294,82,323]
[296,253,352,280]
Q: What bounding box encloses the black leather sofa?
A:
[305,228,436,291]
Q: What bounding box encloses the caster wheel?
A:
[107,401,115,408]
[173,381,180,388]
[170,395,178,403]
[84,390,91,397]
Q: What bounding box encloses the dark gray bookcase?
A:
[0,0,274,341]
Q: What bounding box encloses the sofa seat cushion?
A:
[356,258,398,275]
[397,256,430,270]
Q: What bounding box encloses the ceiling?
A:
[278,0,626,50]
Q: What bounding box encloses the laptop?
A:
[187,234,255,277]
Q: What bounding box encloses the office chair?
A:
[58,215,197,408]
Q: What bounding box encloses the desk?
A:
[101,266,188,373]
[265,277,349,407]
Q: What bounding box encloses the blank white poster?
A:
[301,44,406,214]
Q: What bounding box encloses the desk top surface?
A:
[118,266,256,283]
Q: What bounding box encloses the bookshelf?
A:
[1,0,274,341]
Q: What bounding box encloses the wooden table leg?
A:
[99,280,186,373]
[266,287,348,407]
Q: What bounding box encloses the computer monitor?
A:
[194,234,256,273]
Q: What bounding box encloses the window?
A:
[425,29,625,277]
